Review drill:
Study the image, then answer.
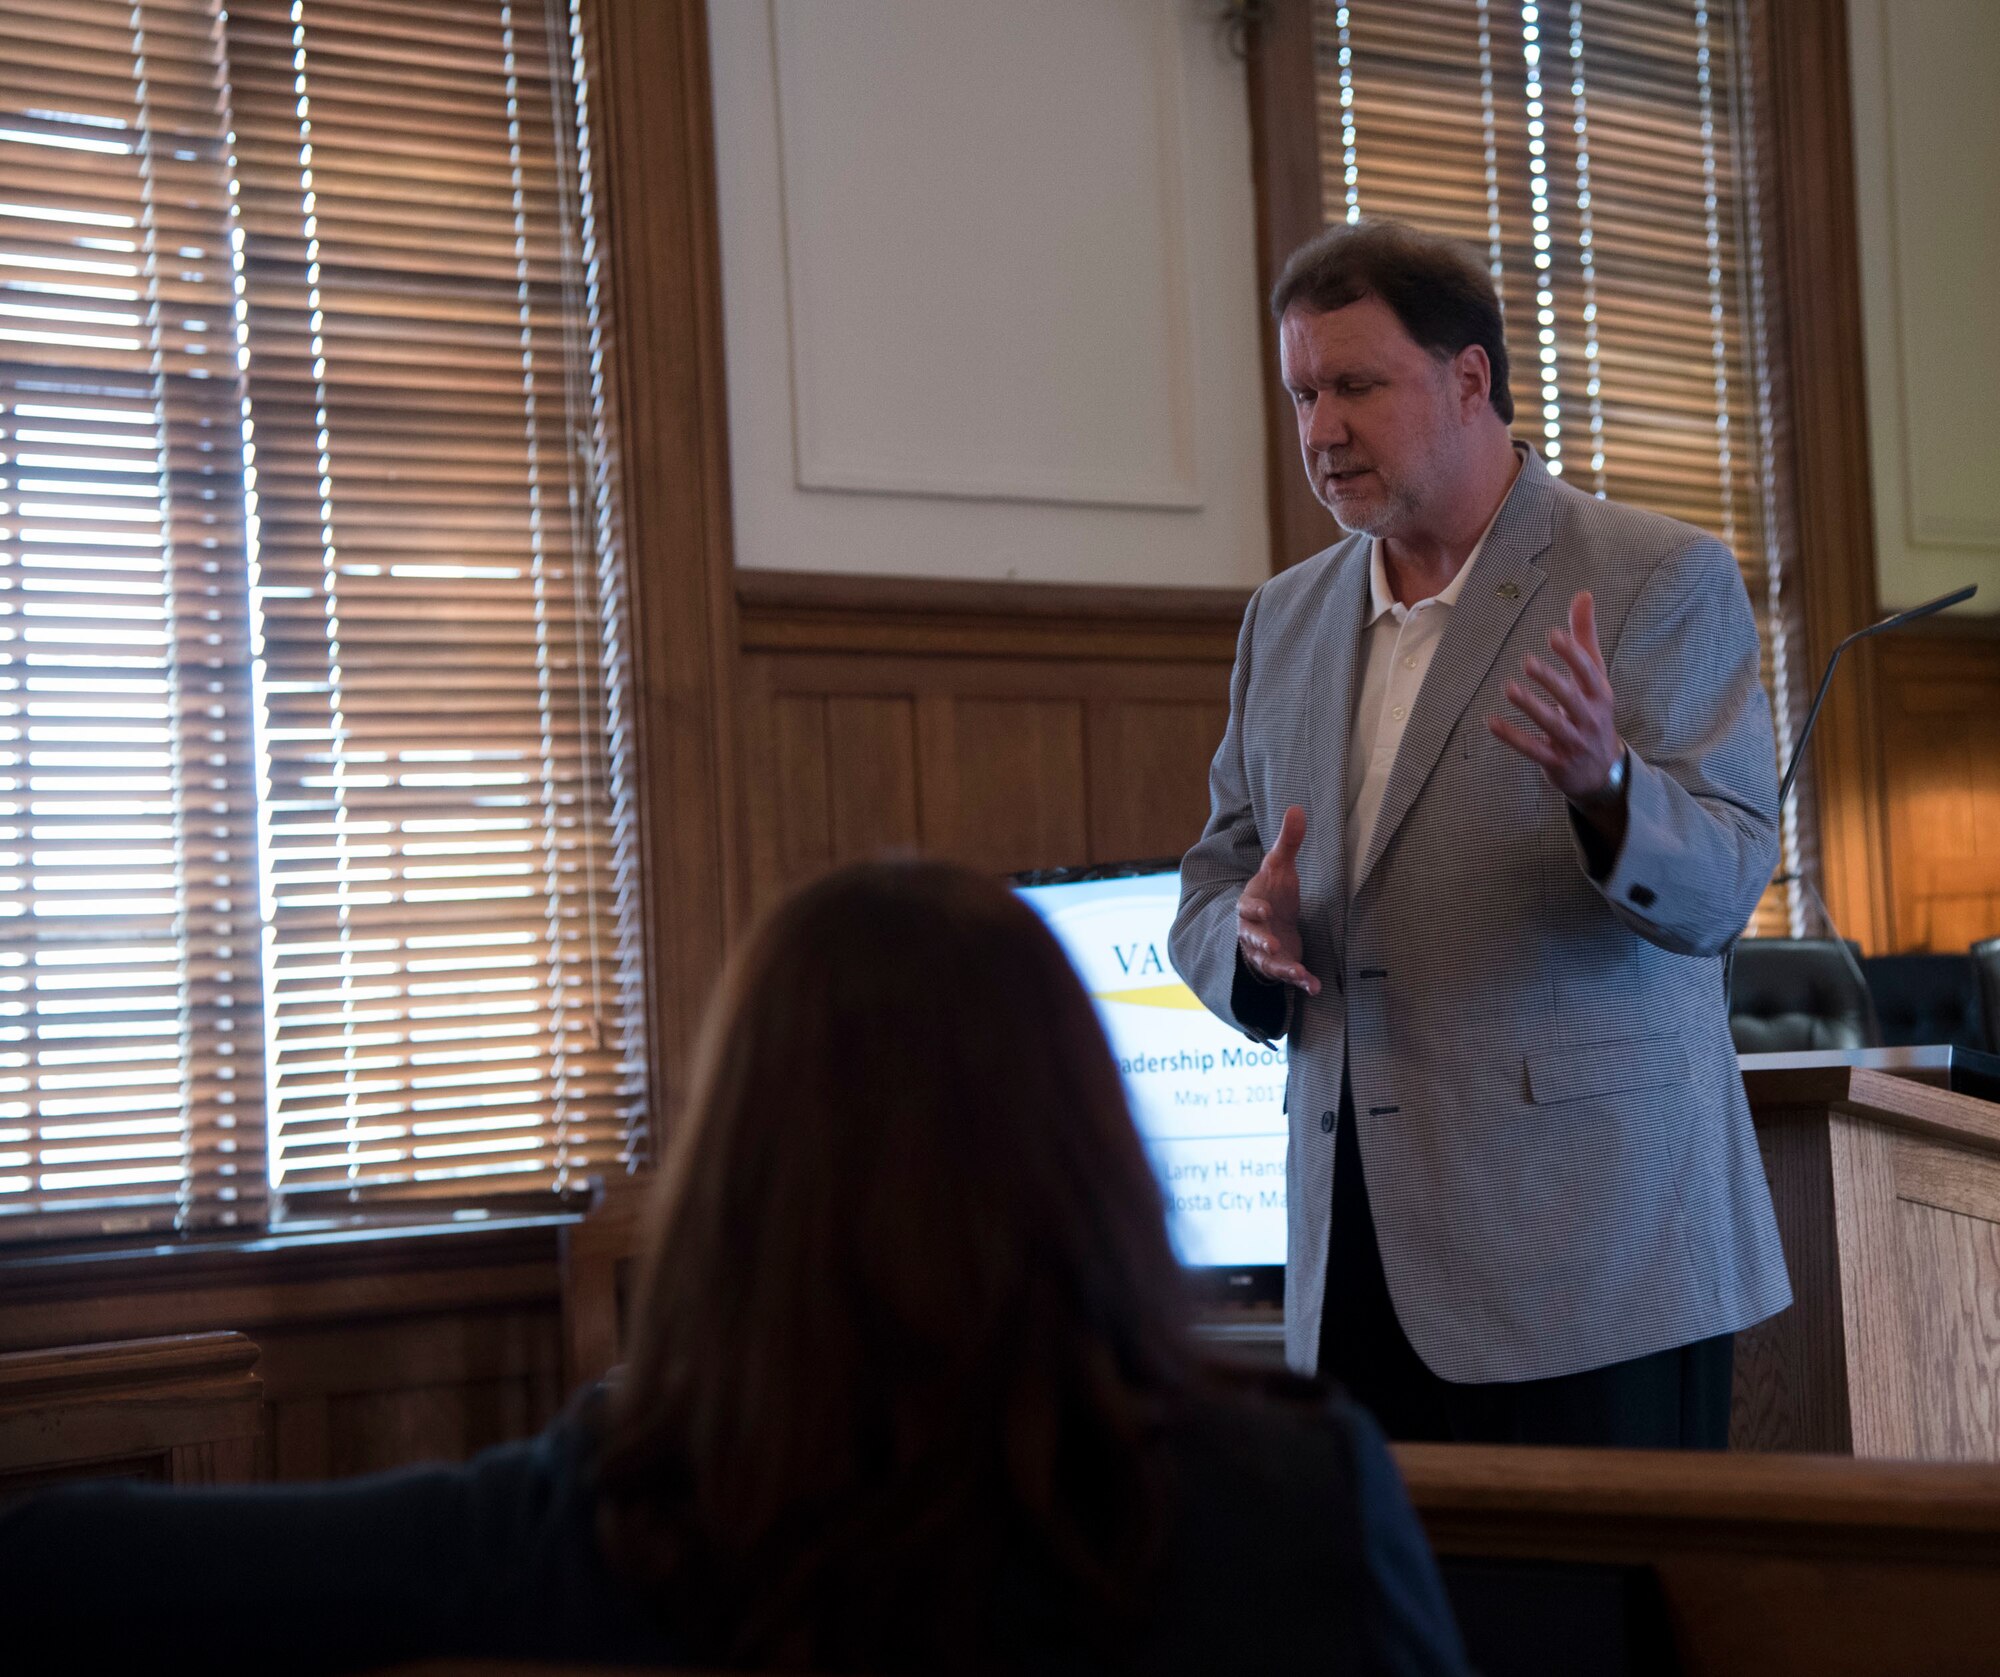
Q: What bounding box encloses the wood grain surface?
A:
[581,0,747,1127]
[1876,628,2000,950]
[1896,1199,2000,1460]
[1401,1442,2000,1676]
[1743,1064,2000,1459]
[1827,1113,1920,1456]
[0,1331,265,1487]
[1752,0,1894,953]
[1242,0,1333,575]
[0,1223,566,1482]
[1734,1106,1852,1452]
[738,572,1240,906]
[1892,1131,2000,1223]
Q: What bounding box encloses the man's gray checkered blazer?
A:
[1171,448,1792,1383]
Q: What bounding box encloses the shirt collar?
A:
[1362,467,1518,626]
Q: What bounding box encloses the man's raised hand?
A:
[1236,804,1321,997]
[1488,590,1624,803]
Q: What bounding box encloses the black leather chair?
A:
[1728,938,1879,1053]
[1974,938,2000,1053]
[1862,952,1984,1051]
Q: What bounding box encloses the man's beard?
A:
[1311,460,1419,536]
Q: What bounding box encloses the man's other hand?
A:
[1236,804,1321,996]
[1489,590,1624,804]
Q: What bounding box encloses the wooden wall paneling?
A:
[265,1309,564,1482]
[747,661,1232,889]
[255,1307,564,1481]
[314,1374,553,1483]
[270,1395,330,1483]
[736,570,1253,663]
[913,693,960,858]
[581,0,745,1124]
[925,696,1090,875]
[0,1226,560,1357]
[168,1438,259,1486]
[824,695,923,862]
[766,654,1233,707]
[736,574,1245,905]
[773,695,835,868]
[1874,628,2000,950]
[1754,0,1894,951]
[0,1226,566,1481]
[1085,696,1232,866]
[1245,0,1330,573]
[739,686,834,904]
[0,1333,265,1489]
[559,1177,650,1395]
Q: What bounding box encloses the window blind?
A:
[0,0,641,1242]
[1310,0,1809,937]
[229,0,634,1212]
[0,1,265,1238]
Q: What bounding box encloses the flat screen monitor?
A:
[1013,861,1285,1301]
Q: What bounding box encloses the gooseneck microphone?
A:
[1726,583,1977,1000]
[1778,584,1978,808]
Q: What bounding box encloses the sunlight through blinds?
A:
[1310,0,1810,937]
[0,0,642,1242]
[0,1,265,1239]
[226,0,636,1212]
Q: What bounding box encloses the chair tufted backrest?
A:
[1728,939,1878,1054]
[1861,952,1984,1051]
[1973,938,2000,1054]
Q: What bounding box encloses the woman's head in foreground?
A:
[598,859,1193,1664]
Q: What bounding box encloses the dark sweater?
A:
[0,1381,1466,1674]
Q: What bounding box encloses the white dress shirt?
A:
[1343,510,1506,897]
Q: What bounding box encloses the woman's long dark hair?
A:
[594,860,1197,1670]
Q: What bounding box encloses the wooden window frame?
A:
[577,0,746,1118]
[1746,0,1892,953]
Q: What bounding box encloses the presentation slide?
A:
[1016,873,1287,1267]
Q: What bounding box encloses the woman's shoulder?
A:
[1144,1366,1467,1676]
[1171,1363,1374,1473]
[1154,1367,1376,1570]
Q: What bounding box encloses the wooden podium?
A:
[1733,1049,2000,1460]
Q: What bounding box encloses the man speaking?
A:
[1170,221,1789,1448]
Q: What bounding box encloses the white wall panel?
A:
[1849,0,2000,612]
[709,0,1270,585]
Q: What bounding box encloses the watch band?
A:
[1575,742,1629,810]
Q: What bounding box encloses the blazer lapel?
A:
[1302,536,1371,965]
[1353,460,1556,895]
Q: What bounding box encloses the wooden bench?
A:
[0,1331,265,1496]
[364,1445,2000,1674]
[1398,1443,2000,1675]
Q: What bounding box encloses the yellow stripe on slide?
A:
[1094,982,1206,1010]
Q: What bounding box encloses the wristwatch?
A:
[1573,742,1629,811]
